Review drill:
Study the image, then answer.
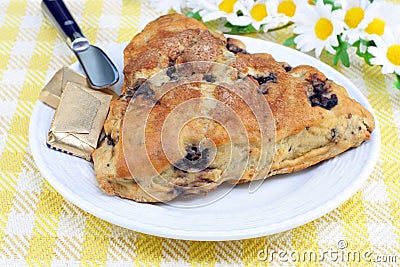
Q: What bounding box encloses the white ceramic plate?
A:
[29,36,380,241]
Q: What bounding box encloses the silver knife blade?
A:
[75,45,119,89]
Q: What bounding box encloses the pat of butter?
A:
[47,82,113,161]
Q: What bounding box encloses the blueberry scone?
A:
[92,14,375,203]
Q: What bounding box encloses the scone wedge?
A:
[92,14,375,203]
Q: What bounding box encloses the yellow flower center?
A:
[277,1,296,17]
[219,0,237,13]
[365,18,386,36]
[314,18,333,40]
[250,4,268,21]
[308,0,315,5]
[387,44,400,66]
[344,7,364,28]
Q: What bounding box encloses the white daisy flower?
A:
[148,0,187,14]
[187,0,252,26]
[275,0,300,26]
[239,0,279,31]
[341,0,372,45]
[368,29,400,75]
[292,0,345,57]
[358,1,400,43]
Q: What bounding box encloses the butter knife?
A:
[42,0,119,89]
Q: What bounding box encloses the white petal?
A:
[370,56,387,67]
[343,29,362,45]
[270,15,291,28]
[172,0,186,12]
[394,29,400,44]
[266,1,278,17]
[201,11,227,22]
[394,66,400,76]
[294,34,311,47]
[294,7,318,24]
[373,36,388,51]
[367,46,381,57]
[315,45,324,58]
[251,21,263,30]
[316,0,326,12]
[303,40,319,52]
[331,9,344,21]
[227,14,253,26]
[318,1,332,18]
[295,34,318,53]
[298,44,313,53]
[196,0,220,11]
[330,35,339,47]
[325,43,336,54]
[235,1,251,16]
[294,24,315,34]
[381,64,395,74]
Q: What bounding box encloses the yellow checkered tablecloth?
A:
[1,0,399,266]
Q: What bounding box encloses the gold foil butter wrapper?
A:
[47,82,113,161]
[39,67,88,109]
[39,67,118,109]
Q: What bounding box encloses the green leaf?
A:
[354,39,375,65]
[393,74,400,90]
[283,35,298,47]
[323,0,341,10]
[323,0,335,6]
[224,22,259,34]
[185,11,202,21]
[333,36,350,67]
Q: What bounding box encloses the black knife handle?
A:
[42,0,84,43]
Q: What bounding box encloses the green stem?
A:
[393,73,400,90]
[267,22,294,33]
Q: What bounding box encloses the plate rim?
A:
[29,35,380,241]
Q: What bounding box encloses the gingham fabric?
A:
[1,0,399,266]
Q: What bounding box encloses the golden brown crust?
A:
[92,14,375,202]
